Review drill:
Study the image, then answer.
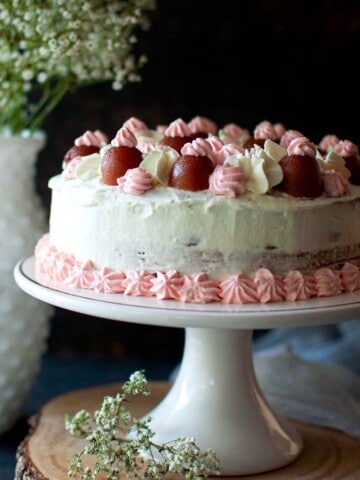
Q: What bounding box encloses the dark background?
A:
[35,0,360,362]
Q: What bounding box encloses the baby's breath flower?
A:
[66,370,220,480]
[0,0,155,134]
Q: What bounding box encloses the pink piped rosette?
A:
[283,271,316,301]
[254,121,278,141]
[111,126,138,148]
[188,116,218,135]
[122,116,148,133]
[122,271,155,297]
[35,236,360,303]
[287,136,317,157]
[322,169,350,197]
[314,268,343,297]
[64,260,96,290]
[214,143,244,165]
[341,262,360,292]
[254,268,285,303]
[181,138,214,158]
[165,118,192,138]
[222,123,245,141]
[94,267,126,294]
[207,135,224,154]
[179,273,221,303]
[219,274,258,304]
[280,129,303,148]
[209,165,246,198]
[117,167,153,195]
[273,123,286,139]
[318,134,340,153]
[334,140,359,158]
[150,271,184,300]
[74,129,108,148]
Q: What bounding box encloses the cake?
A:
[35,117,360,304]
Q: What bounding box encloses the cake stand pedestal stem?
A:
[146,326,303,475]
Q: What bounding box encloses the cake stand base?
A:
[143,328,302,475]
[16,383,360,480]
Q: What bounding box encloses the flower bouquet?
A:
[0,0,155,135]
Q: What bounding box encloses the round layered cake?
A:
[35,117,360,303]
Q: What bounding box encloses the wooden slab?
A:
[15,382,360,480]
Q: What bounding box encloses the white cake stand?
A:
[14,257,360,476]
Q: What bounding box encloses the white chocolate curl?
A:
[225,147,283,194]
[140,146,179,185]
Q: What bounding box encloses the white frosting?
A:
[48,175,360,279]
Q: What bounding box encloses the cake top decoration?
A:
[319,134,340,153]
[287,137,316,157]
[280,129,303,148]
[253,120,278,141]
[222,123,246,140]
[188,116,218,135]
[111,127,138,148]
[74,130,108,148]
[117,167,153,195]
[334,140,359,158]
[63,115,359,199]
[181,138,213,158]
[215,143,244,165]
[122,116,148,133]
[273,123,286,138]
[165,118,192,138]
[209,165,246,198]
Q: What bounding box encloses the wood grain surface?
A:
[15,383,360,480]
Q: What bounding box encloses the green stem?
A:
[28,83,69,132]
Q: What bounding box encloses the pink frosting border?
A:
[35,234,360,305]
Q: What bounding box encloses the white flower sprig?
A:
[0,0,155,134]
[65,370,220,480]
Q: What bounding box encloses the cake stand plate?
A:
[14,258,360,476]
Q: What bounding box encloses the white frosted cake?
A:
[35,117,360,303]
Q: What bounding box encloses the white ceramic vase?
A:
[0,132,52,434]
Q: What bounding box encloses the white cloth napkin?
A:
[253,319,360,376]
[254,345,360,437]
[171,320,360,437]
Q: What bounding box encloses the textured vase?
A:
[0,133,52,434]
